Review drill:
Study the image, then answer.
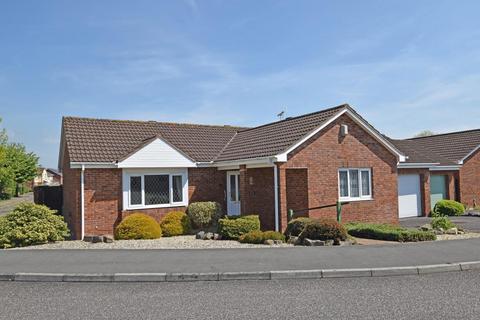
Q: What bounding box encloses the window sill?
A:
[339,197,373,203]
[125,203,187,211]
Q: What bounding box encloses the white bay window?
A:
[123,169,188,210]
[338,168,372,201]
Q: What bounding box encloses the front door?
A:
[431,175,447,209]
[227,171,241,215]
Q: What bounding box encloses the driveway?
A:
[0,193,33,216]
[400,216,480,233]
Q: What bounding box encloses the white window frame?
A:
[122,168,188,210]
[338,168,372,201]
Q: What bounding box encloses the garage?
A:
[398,174,422,218]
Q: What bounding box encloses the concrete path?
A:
[2,238,480,274]
[400,216,480,232]
[0,192,33,216]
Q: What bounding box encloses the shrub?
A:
[115,213,162,240]
[299,218,348,241]
[238,230,285,244]
[284,217,313,238]
[431,200,465,217]
[346,223,436,242]
[238,230,265,244]
[187,202,223,228]
[431,216,455,230]
[160,211,191,237]
[0,202,70,249]
[217,215,260,240]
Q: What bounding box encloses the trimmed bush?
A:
[299,218,348,241]
[217,215,260,240]
[284,217,313,238]
[160,211,191,237]
[187,202,223,228]
[238,230,265,244]
[0,202,70,249]
[431,216,455,230]
[238,230,285,244]
[115,213,162,240]
[431,200,465,217]
[346,223,436,242]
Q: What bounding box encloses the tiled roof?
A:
[62,117,242,163]
[389,129,480,165]
[214,104,347,161]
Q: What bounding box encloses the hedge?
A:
[160,211,191,237]
[431,216,456,230]
[217,215,260,240]
[284,217,313,238]
[431,200,465,217]
[299,218,348,241]
[346,222,436,242]
[0,202,70,249]
[115,213,162,240]
[238,230,285,244]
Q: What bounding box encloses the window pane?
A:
[361,171,370,196]
[339,171,348,197]
[349,170,359,197]
[172,175,183,202]
[229,174,236,201]
[130,176,142,205]
[145,175,169,205]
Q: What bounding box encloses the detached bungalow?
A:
[58,104,480,239]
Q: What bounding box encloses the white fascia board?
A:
[429,166,461,171]
[458,145,480,165]
[397,163,440,169]
[275,108,407,163]
[213,157,275,168]
[70,162,117,169]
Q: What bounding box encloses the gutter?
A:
[81,164,85,240]
[274,164,279,232]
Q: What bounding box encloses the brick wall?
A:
[286,168,309,216]
[61,147,81,239]
[278,114,399,230]
[243,167,275,230]
[460,149,480,208]
[63,165,227,239]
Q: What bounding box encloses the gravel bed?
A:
[436,233,480,241]
[12,235,293,250]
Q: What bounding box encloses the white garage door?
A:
[398,174,422,218]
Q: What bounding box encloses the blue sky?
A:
[1,0,479,168]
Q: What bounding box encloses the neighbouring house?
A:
[58,104,480,239]
[34,167,63,186]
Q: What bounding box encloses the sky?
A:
[1,0,479,168]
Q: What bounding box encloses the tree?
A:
[4,143,38,197]
[0,147,15,199]
[414,130,435,138]
[0,117,7,145]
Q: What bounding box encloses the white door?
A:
[227,171,241,215]
[398,174,422,218]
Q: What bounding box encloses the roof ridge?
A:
[407,128,480,140]
[62,116,247,130]
[234,103,349,134]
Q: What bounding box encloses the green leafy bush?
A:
[187,202,223,228]
[284,217,313,238]
[115,213,162,240]
[346,223,436,242]
[0,202,70,249]
[299,218,348,241]
[160,211,191,237]
[239,230,285,244]
[431,216,455,230]
[431,200,465,217]
[217,215,260,240]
